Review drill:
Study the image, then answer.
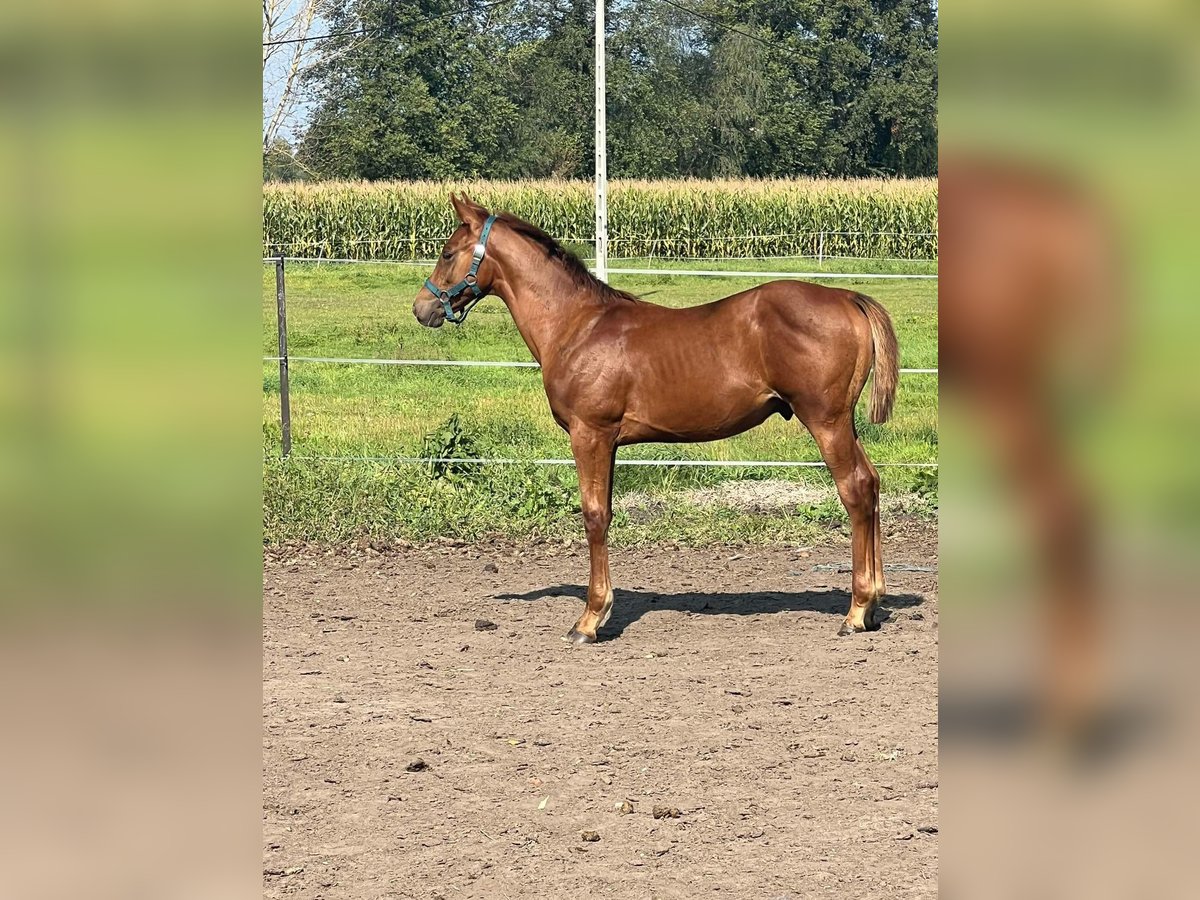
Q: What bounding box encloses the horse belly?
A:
[619,382,782,444]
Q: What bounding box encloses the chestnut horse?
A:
[414,194,899,644]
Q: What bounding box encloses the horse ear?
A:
[451,192,487,228]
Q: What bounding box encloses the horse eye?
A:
[441,249,454,260]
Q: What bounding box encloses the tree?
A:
[263,0,328,151]
[605,2,710,177]
[263,137,308,181]
[300,0,519,179]
[488,1,595,178]
[766,0,938,175]
[294,0,938,180]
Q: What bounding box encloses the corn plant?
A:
[263,178,937,261]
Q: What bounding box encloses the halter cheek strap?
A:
[423,214,498,324]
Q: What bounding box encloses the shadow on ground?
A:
[493,585,926,640]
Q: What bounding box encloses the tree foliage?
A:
[263,138,309,182]
[297,0,937,180]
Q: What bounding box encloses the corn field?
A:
[263,178,938,261]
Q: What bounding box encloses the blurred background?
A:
[0,3,261,898]
[941,0,1200,896]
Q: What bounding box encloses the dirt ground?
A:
[263,522,938,899]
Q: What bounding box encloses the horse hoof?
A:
[839,610,881,636]
[563,627,596,646]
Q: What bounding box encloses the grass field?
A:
[263,257,937,545]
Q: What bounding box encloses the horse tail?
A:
[851,293,899,424]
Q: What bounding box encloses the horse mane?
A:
[496,212,639,304]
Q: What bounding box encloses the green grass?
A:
[263,258,937,544]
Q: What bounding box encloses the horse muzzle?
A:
[412,296,446,328]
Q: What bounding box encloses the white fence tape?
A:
[262,356,936,374]
[281,455,937,469]
[268,356,540,367]
[605,268,937,280]
[262,257,937,280]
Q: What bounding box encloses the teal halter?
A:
[423,214,498,324]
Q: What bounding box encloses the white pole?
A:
[593,0,608,282]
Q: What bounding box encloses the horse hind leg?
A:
[807,417,883,634]
[858,438,886,601]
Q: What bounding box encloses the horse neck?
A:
[489,235,601,365]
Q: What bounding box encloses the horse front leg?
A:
[564,425,617,646]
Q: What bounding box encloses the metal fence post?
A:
[593,0,608,282]
[817,231,825,264]
[275,255,292,457]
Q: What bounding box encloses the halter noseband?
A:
[423,214,498,324]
